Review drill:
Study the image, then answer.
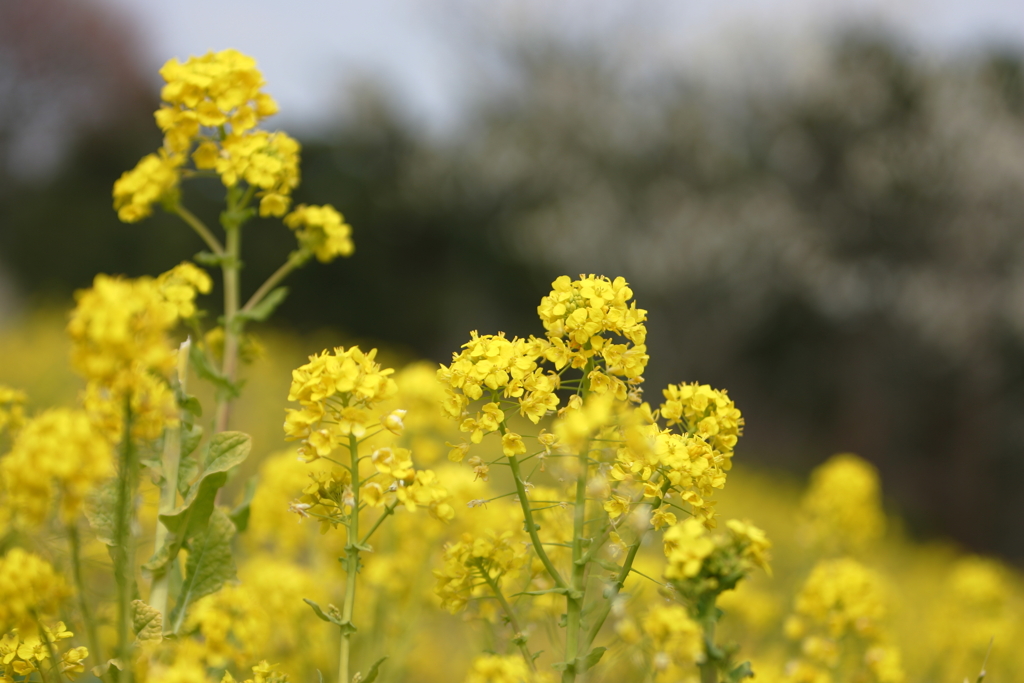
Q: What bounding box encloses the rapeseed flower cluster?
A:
[641,605,704,682]
[0,408,112,525]
[68,265,209,440]
[284,346,397,459]
[283,204,354,263]
[782,558,903,683]
[800,454,886,554]
[0,549,69,632]
[114,49,291,221]
[0,623,88,680]
[435,530,528,614]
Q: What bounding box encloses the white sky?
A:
[93,0,1024,134]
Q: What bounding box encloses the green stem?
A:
[699,611,718,683]
[66,523,103,671]
[214,210,241,433]
[113,399,137,683]
[359,502,397,546]
[240,251,307,315]
[478,568,536,672]
[171,203,224,256]
[582,481,673,654]
[339,434,361,683]
[562,440,590,683]
[32,611,61,683]
[506,451,567,590]
[150,340,190,622]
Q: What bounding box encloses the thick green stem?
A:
[150,340,190,622]
[561,441,590,683]
[699,614,718,683]
[339,434,361,683]
[479,568,536,672]
[214,220,241,433]
[67,523,103,670]
[113,400,137,683]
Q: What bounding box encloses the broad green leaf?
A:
[236,286,288,323]
[145,432,250,573]
[85,478,119,546]
[170,509,236,631]
[229,476,259,533]
[131,599,163,643]
[204,431,251,472]
[360,657,388,683]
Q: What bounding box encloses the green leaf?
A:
[91,659,124,677]
[203,431,251,472]
[229,476,259,533]
[726,662,754,683]
[170,509,237,631]
[303,598,339,624]
[194,251,227,267]
[177,456,200,496]
[360,656,388,683]
[145,432,250,574]
[180,395,203,418]
[303,599,356,633]
[181,423,204,459]
[189,342,241,399]
[131,599,163,643]
[581,647,607,671]
[84,478,119,546]
[237,287,288,323]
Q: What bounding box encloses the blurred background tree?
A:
[2,0,1024,558]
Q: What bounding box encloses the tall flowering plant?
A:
[435,275,770,683]
[0,49,356,683]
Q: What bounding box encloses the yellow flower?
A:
[801,453,885,554]
[112,150,183,223]
[726,518,772,574]
[1,408,113,525]
[284,204,354,260]
[500,431,526,457]
[0,549,69,631]
[642,604,703,679]
[157,49,275,151]
[463,654,533,683]
[217,131,301,216]
[157,262,212,319]
[603,494,631,519]
[663,518,715,580]
[284,346,396,460]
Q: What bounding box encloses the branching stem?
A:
[478,568,536,672]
